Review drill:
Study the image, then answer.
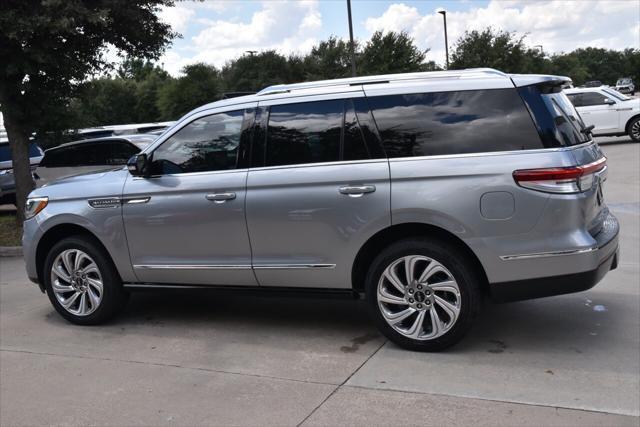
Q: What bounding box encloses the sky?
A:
[156,0,640,76]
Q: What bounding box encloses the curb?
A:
[0,246,23,257]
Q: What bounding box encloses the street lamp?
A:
[534,45,544,55]
[438,10,449,69]
[346,0,357,76]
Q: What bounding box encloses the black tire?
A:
[628,117,640,142]
[365,238,481,351]
[44,235,128,325]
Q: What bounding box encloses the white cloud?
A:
[365,1,640,67]
[157,0,323,73]
[158,4,195,34]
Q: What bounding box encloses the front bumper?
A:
[490,213,619,302]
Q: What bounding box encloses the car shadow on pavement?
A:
[39,286,630,354]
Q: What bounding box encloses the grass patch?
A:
[0,209,22,247]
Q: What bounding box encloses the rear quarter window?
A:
[367,88,543,158]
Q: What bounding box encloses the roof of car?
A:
[564,86,609,93]
[46,135,157,152]
[182,68,571,116]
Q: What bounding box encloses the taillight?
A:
[513,157,606,194]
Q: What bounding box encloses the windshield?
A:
[617,78,632,85]
[541,92,591,146]
[603,87,631,101]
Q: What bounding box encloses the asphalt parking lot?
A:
[1,138,638,426]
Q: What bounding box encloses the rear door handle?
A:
[206,192,236,203]
[339,185,376,197]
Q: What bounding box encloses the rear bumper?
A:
[490,213,619,302]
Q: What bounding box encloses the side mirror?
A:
[604,98,616,105]
[127,153,149,177]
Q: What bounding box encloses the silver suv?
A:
[22,69,620,351]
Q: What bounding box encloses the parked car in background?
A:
[582,80,603,88]
[0,142,44,204]
[74,121,174,141]
[565,86,640,142]
[615,77,635,95]
[34,135,155,187]
[23,69,619,351]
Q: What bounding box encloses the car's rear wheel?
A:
[365,238,481,351]
[44,236,128,325]
[629,117,640,142]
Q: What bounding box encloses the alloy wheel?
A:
[377,255,461,340]
[50,249,103,316]
[631,120,640,140]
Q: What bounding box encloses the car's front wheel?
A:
[44,236,128,325]
[629,117,640,142]
[365,238,481,351]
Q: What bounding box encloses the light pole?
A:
[346,0,357,77]
[438,10,449,69]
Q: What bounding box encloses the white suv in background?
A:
[565,86,640,142]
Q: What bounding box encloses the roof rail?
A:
[256,68,507,96]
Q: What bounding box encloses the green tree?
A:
[157,63,221,120]
[0,0,175,221]
[450,28,538,73]
[303,36,355,80]
[221,51,304,93]
[359,31,436,76]
[70,78,138,127]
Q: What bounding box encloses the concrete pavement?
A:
[1,142,638,426]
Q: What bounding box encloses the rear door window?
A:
[265,100,342,167]
[580,92,610,106]
[367,89,543,158]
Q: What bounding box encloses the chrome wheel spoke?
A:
[404,256,420,285]
[430,280,459,294]
[52,280,74,293]
[61,292,80,309]
[52,264,71,283]
[428,308,444,337]
[383,307,415,324]
[384,267,406,294]
[87,287,101,308]
[434,295,460,319]
[406,310,426,338]
[81,264,99,276]
[74,251,89,271]
[378,287,407,305]
[418,261,445,284]
[87,277,103,293]
[61,251,75,277]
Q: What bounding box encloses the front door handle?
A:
[206,192,236,203]
[339,185,376,197]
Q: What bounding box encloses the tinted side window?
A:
[566,93,582,107]
[265,100,342,166]
[580,92,609,106]
[368,89,543,158]
[343,100,370,161]
[151,110,244,174]
[104,142,139,165]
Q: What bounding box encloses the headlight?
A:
[25,197,48,220]
[0,169,13,176]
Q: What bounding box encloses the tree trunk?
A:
[3,110,34,224]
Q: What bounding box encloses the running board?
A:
[122,283,363,299]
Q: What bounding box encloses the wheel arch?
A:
[351,222,489,295]
[35,223,120,287]
[625,114,640,133]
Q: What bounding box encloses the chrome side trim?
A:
[123,197,151,204]
[500,247,598,261]
[133,264,336,270]
[88,197,121,209]
[134,264,252,270]
[253,264,336,269]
